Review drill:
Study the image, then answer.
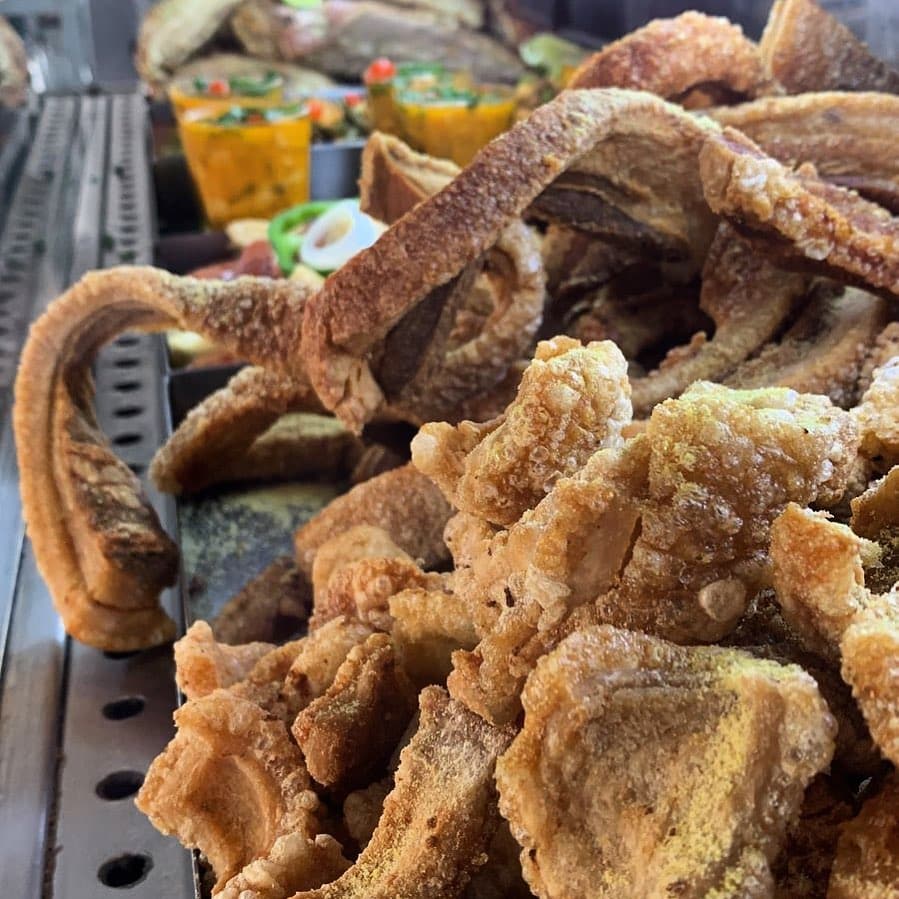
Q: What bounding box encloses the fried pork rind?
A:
[760,0,899,95]
[770,504,899,765]
[301,89,721,430]
[569,11,769,103]
[310,525,411,603]
[828,773,899,898]
[343,779,391,850]
[711,93,899,212]
[294,464,453,577]
[135,690,323,894]
[175,620,275,700]
[850,465,899,538]
[289,687,515,899]
[448,382,857,725]
[700,128,899,299]
[292,633,417,790]
[630,223,809,416]
[724,284,887,409]
[496,626,837,899]
[150,380,363,494]
[389,586,479,687]
[853,355,899,472]
[212,556,310,645]
[447,439,648,724]
[412,337,631,527]
[13,267,310,650]
[312,556,442,633]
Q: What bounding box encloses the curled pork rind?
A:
[828,773,899,898]
[301,88,721,431]
[496,626,836,899]
[569,11,770,103]
[12,267,311,650]
[770,503,899,765]
[629,223,809,416]
[412,336,631,527]
[759,0,899,95]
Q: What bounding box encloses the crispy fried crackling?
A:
[412,337,631,527]
[496,626,836,899]
[302,89,720,429]
[828,773,899,898]
[700,127,899,299]
[770,504,899,765]
[292,633,417,790]
[711,93,899,212]
[294,464,452,576]
[289,687,515,899]
[760,0,899,95]
[13,266,310,649]
[569,11,768,102]
[136,690,322,893]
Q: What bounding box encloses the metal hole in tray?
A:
[114,380,140,392]
[96,770,145,801]
[97,854,154,889]
[102,695,146,720]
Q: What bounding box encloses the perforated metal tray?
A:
[0,92,195,899]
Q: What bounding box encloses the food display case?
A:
[3,2,899,899]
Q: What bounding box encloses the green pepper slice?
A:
[268,201,336,275]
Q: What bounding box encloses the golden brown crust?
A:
[292,633,417,790]
[359,131,460,226]
[760,0,899,95]
[135,689,321,893]
[294,464,453,576]
[150,367,326,495]
[412,337,631,527]
[301,89,720,430]
[13,266,311,649]
[725,285,887,409]
[701,127,899,299]
[287,687,515,899]
[496,626,836,899]
[711,92,899,212]
[570,11,769,102]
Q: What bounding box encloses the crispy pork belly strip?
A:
[150,366,324,494]
[289,687,515,899]
[569,11,768,101]
[294,464,452,576]
[759,0,899,95]
[725,285,887,409]
[851,466,899,538]
[828,773,899,899]
[711,93,899,212]
[359,131,460,226]
[302,89,720,430]
[13,267,307,649]
[630,223,808,416]
[496,626,836,899]
[359,132,545,426]
[701,127,899,299]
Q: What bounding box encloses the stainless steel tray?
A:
[0,92,194,899]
